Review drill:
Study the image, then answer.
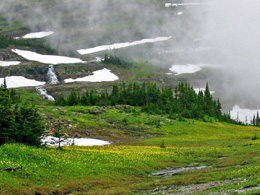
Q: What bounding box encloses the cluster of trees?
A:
[0,35,55,54]
[0,80,44,146]
[55,82,231,121]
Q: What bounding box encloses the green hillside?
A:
[1,105,260,194]
[1,1,260,194]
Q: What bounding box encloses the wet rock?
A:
[89,109,105,115]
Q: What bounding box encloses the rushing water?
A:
[36,86,55,101]
[36,65,59,100]
[47,65,59,84]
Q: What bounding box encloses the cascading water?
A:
[36,65,59,101]
[36,86,55,101]
[47,65,59,84]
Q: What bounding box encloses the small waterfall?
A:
[36,86,55,101]
[47,65,59,84]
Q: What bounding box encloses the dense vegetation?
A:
[0,80,44,146]
[55,82,234,122]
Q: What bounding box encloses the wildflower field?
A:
[1,106,260,194]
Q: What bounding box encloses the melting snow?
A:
[230,105,260,124]
[0,76,45,88]
[77,36,172,55]
[64,68,119,83]
[41,136,110,146]
[22,31,54,39]
[0,61,21,66]
[12,49,84,65]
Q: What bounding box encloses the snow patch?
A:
[170,65,202,75]
[12,49,84,65]
[41,136,110,146]
[230,105,260,124]
[64,68,119,83]
[77,36,172,55]
[0,76,45,88]
[23,31,54,39]
[169,64,217,75]
[0,61,21,66]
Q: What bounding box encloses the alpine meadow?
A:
[1,0,260,195]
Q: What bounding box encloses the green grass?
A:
[1,105,260,194]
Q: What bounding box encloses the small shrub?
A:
[160,140,166,148]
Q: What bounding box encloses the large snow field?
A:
[230,105,260,124]
[12,49,84,65]
[77,36,172,55]
[41,136,110,146]
[22,31,54,39]
[0,76,45,88]
[64,68,119,83]
[0,61,21,66]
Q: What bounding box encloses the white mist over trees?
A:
[206,0,260,109]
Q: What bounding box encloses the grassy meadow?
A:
[1,104,260,194]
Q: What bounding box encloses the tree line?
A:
[0,80,44,146]
[55,82,233,122]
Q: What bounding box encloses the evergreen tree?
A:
[14,104,44,146]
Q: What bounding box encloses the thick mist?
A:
[0,0,204,56]
[205,0,260,109]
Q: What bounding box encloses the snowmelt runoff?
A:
[12,49,84,65]
[64,68,119,83]
[77,36,172,55]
